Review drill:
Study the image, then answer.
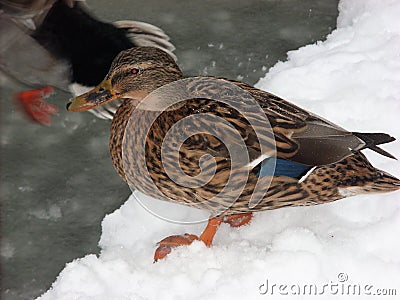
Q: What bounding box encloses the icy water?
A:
[0,1,338,299]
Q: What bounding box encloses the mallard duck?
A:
[0,0,175,125]
[67,47,400,261]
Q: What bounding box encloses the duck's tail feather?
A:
[113,20,177,61]
[353,132,397,159]
[333,152,400,195]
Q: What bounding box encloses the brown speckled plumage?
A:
[71,47,400,217]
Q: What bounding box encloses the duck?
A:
[67,47,400,261]
[0,0,175,125]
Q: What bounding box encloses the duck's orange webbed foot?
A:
[223,212,253,227]
[154,217,223,262]
[153,214,253,261]
[154,233,199,261]
[14,86,59,126]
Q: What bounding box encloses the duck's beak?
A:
[67,78,122,112]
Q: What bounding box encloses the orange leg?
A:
[14,86,59,126]
[153,214,253,261]
[154,217,223,261]
[198,217,223,246]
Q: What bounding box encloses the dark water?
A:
[0,1,338,299]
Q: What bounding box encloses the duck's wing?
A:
[113,20,176,61]
[0,0,61,30]
[0,11,71,90]
[0,1,83,90]
[144,76,395,173]
[228,80,396,166]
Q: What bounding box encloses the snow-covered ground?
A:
[39,0,400,299]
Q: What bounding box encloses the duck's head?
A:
[67,47,183,112]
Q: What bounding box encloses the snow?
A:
[39,0,400,299]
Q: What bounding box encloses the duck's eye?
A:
[131,68,140,75]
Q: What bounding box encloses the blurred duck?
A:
[68,47,400,261]
[0,0,175,125]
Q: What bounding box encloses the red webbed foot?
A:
[14,86,59,126]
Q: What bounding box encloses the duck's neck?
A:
[109,74,185,180]
[110,99,137,181]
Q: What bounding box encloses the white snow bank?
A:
[39,0,400,299]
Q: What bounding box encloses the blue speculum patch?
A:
[258,157,312,179]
